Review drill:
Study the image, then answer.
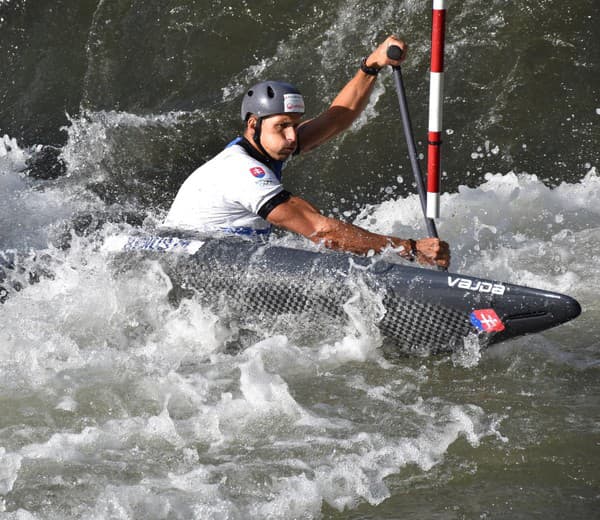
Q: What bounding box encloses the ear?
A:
[244,115,259,139]
[247,115,258,130]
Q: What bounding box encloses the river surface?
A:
[1,1,599,518]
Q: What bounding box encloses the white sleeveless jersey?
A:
[162,144,285,234]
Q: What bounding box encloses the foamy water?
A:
[3,0,599,514]
[1,129,598,517]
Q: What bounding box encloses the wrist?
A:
[403,239,417,260]
[389,238,417,260]
[360,56,381,76]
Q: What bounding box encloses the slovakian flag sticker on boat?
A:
[250,166,266,178]
[470,309,506,333]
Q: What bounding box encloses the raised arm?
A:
[297,36,407,153]
[266,195,450,268]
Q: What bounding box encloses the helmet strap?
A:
[252,117,277,162]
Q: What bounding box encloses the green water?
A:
[0,1,599,518]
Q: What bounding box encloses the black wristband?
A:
[408,239,417,260]
[400,239,417,261]
[360,57,380,76]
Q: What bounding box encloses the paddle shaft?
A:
[387,45,439,239]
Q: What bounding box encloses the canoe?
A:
[103,234,582,353]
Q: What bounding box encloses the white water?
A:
[1,130,598,518]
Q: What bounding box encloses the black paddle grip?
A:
[386,45,403,61]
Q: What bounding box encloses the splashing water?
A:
[1,0,599,516]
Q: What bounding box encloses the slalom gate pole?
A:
[426,0,447,219]
[387,45,439,239]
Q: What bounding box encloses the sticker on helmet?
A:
[283,93,305,113]
[250,166,266,178]
[470,309,505,333]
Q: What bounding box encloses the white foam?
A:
[19,403,187,469]
[84,484,181,520]
[0,135,79,249]
[0,134,28,172]
[0,510,40,520]
[354,169,600,293]
[222,58,273,102]
[0,231,208,389]
[55,395,78,412]
[0,448,22,495]
[452,333,484,368]
[239,348,305,417]
[310,400,490,512]
[60,109,201,185]
[249,474,321,518]
[2,151,597,518]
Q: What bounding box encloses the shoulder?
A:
[225,145,280,180]
[187,144,281,190]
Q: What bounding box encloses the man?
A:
[163,36,450,268]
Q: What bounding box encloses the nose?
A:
[284,126,297,143]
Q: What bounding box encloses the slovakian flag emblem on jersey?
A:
[470,309,505,333]
[249,166,266,178]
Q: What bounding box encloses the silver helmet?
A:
[241,81,305,121]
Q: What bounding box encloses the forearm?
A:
[297,72,376,152]
[311,218,450,269]
[327,71,377,126]
[267,196,411,256]
[328,36,407,121]
[298,35,406,153]
[309,216,413,258]
[267,196,449,267]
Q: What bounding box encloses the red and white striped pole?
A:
[427,0,447,219]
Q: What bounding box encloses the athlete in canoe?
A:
[163,36,450,268]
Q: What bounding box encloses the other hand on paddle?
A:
[362,35,408,70]
[415,238,450,269]
[394,238,450,269]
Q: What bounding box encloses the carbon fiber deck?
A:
[108,235,581,353]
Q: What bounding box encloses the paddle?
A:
[387,44,439,239]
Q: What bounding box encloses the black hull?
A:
[108,235,582,353]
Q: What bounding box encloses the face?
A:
[248,113,302,160]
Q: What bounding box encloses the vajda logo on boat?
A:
[447,276,506,296]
